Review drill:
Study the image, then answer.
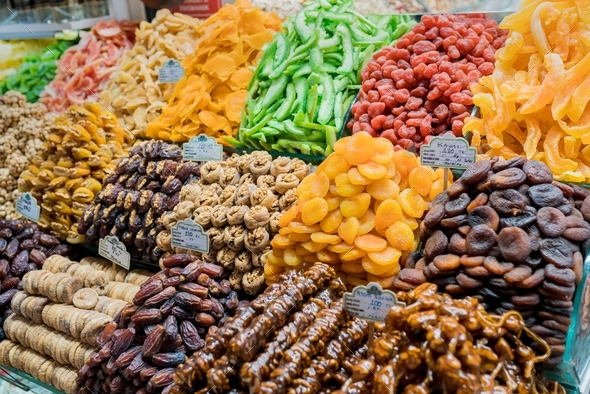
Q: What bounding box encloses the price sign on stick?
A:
[99,236,130,270]
[420,134,476,191]
[183,134,223,162]
[158,59,185,83]
[15,192,40,223]
[344,283,405,347]
[171,218,210,253]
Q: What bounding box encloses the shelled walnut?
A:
[77,140,201,264]
[159,152,309,295]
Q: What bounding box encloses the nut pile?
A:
[159,151,310,295]
[266,133,448,288]
[348,14,508,151]
[174,263,368,394]
[0,91,53,219]
[76,255,244,394]
[18,102,134,242]
[100,9,201,137]
[0,340,78,393]
[335,283,561,393]
[407,157,590,367]
[78,140,201,264]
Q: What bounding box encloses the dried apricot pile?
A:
[409,156,590,368]
[465,0,590,182]
[349,14,508,152]
[265,131,448,288]
[145,0,282,144]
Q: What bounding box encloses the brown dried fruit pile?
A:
[76,255,244,394]
[406,156,590,367]
[159,151,310,295]
[174,263,369,394]
[77,140,201,264]
[335,283,563,394]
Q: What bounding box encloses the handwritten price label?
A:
[99,236,130,270]
[16,192,40,223]
[420,135,476,169]
[343,283,405,323]
[159,59,185,83]
[183,134,223,162]
[171,218,209,253]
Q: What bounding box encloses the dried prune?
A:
[465,224,496,256]
[464,266,492,277]
[545,263,576,286]
[482,256,514,275]
[456,273,484,289]
[423,203,445,228]
[432,254,460,271]
[522,160,553,184]
[562,217,590,242]
[504,265,532,283]
[460,160,491,184]
[529,184,563,207]
[540,238,574,268]
[541,281,575,298]
[497,227,531,264]
[489,189,527,215]
[466,192,488,212]
[440,214,467,228]
[423,230,448,260]
[499,206,536,229]
[448,233,467,255]
[467,206,499,231]
[490,167,526,188]
[444,193,470,217]
[536,207,566,237]
[492,157,525,172]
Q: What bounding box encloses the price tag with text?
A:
[159,59,185,83]
[183,134,223,162]
[343,283,405,323]
[99,236,130,270]
[171,218,210,253]
[16,192,40,223]
[420,134,476,169]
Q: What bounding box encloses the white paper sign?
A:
[343,283,405,322]
[420,134,476,169]
[16,192,40,223]
[98,236,130,270]
[171,218,210,253]
[183,134,223,162]
[159,59,185,83]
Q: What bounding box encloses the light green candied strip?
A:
[317,74,335,125]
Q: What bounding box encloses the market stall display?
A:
[465,0,590,182]
[100,10,202,137]
[40,20,137,113]
[265,133,449,287]
[235,0,414,155]
[159,151,310,294]
[349,14,508,151]
[76,255,244,394]
[18,102,133,242]
[0,39,57,81]
[145,0,283,143]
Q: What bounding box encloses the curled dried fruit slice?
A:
[354,234,387,252]
[301,198,329,226]
[386,222,414,251]
[340,193,371,218]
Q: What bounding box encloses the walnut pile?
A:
[0,91,54,220]
[158,152,310,295]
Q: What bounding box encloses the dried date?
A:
[143,324,166,358]
[131,309,163,325]
[151,352,185,367]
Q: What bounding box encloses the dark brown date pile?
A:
[77,140,201,264]
[334,283,565,394]
[0,219,70,336]
[173,263,369,394]
[349,14,508,151]
[75,254,244,394]
[397,156,590,368]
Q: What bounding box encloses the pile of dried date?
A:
[77,140,201,264]
[398,156,590,367]
[0,219,71,330]
[335,283,565,394]
[174,263,369,394]
[75,254,244,394]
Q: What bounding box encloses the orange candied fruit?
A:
[340,193,371,218]
[367,178,400,201]
[354,234,387,252]
[301,197,329,225]
[320,209,343,233]
[335,173,365,197]
[374,199,403,229]
[385,222,415,251]
[310,172,330,198]
[338,216,360,244]
[343,132,375,166]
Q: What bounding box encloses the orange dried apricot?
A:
[295,244,316,255]
[303,255,319,263]
[296,173,316,197]
[401,212,419,230]
[358,209,376,235]
[338,217,360,244]
[343,132,375,165]
[301,197,329,225]
[409,167,435,197]
[288,232,311,243]
[283,248,303,266]
[384,160,397,179]
[333,138,348,155]
[348,167,372,185]
[429,178,451,200]
[316,249,339,264]
[264,262,284,277]
[347,275,368,286]
[310,232,341,245]
[335,173,365,197]
[309,172,330,198]
[367,178,400,201]
[358,160,387,180]
[271,234,296,248]
[279,227,292,235]
[385,222,415,251]
[325,194,344,211]
[279,205,298,228]
[392,149,419,177]
[297,191,312,213]
[328,241,354,254]
[398,189,427,218]
[367,246,402,266]
[288,221,321,234]
[374,199,403,229]
[372,138,395,164]
[366,273,396,289]
[341,261,365,275]
[361,256,398,276]
[300,241,328,253]
[340,247,367,261]
[320,210,343,233]
[340,193,371,218]
[354,234,387,252]
[322,153,351,179]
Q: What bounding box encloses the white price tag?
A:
[98,236,130,270]
[158,59,185,83]
[183,134,223,162]
[171,218,210,253]
[343,283,405,323]
[16,192,40,223]
[420,134,476,169]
